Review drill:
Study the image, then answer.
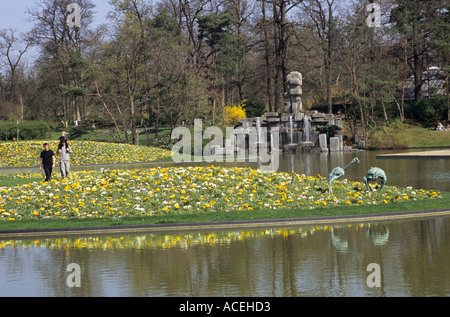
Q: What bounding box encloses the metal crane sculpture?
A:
[327,157,360,195]
[363,167,387,191]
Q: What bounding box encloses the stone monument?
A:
[285,71,303,114]
[319,134,328,152]
[329,137,340,152]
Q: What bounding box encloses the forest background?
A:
[0,0,448,150]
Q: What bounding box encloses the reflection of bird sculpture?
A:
[366,224,390,246]
[327,157,360,195]
[363,167,387,191]
[330,228,348,251]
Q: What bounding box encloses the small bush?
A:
[225,102,246,126]
[64,121,92,139]
[319,125,341,138]
[368,120,410,149]
[405,96,448,127]
[243,99,266,118]
[0,121,51,140]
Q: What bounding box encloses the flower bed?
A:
[0,140,172,168]
[0,166,441,221]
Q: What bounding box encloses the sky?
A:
[0,0,112,33]
[0,0,113,67]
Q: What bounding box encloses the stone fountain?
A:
[283,115,297,151]
[297,114,315,150]
[236,70,343,153]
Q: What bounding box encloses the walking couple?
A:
[39,131,72,182]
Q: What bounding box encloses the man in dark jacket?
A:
[40,143,56,182]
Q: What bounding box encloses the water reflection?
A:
[1,216,450,297]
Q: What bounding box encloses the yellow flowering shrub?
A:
[224,101,246,125]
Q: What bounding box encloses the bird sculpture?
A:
[327,157,360,195]
[363,167,387,191]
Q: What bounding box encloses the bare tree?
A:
[0,29,34,120]
[301,0,337,114]
[27,0,94,121]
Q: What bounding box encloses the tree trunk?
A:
[326,2,334,114]
[279,0,288,95]
[130,95,138,145]
[272,1,282,112]
[325,54,332,114]
[447,76,449,121]
[94,81,122,142]
[261,0,273,112]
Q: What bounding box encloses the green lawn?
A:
[50,127,173,149]
[407,128,450,147]
[0,177,42,187]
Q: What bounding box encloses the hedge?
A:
[0,121,51,141]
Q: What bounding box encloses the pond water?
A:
[1,215,450,297]
[255,150,450,192]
